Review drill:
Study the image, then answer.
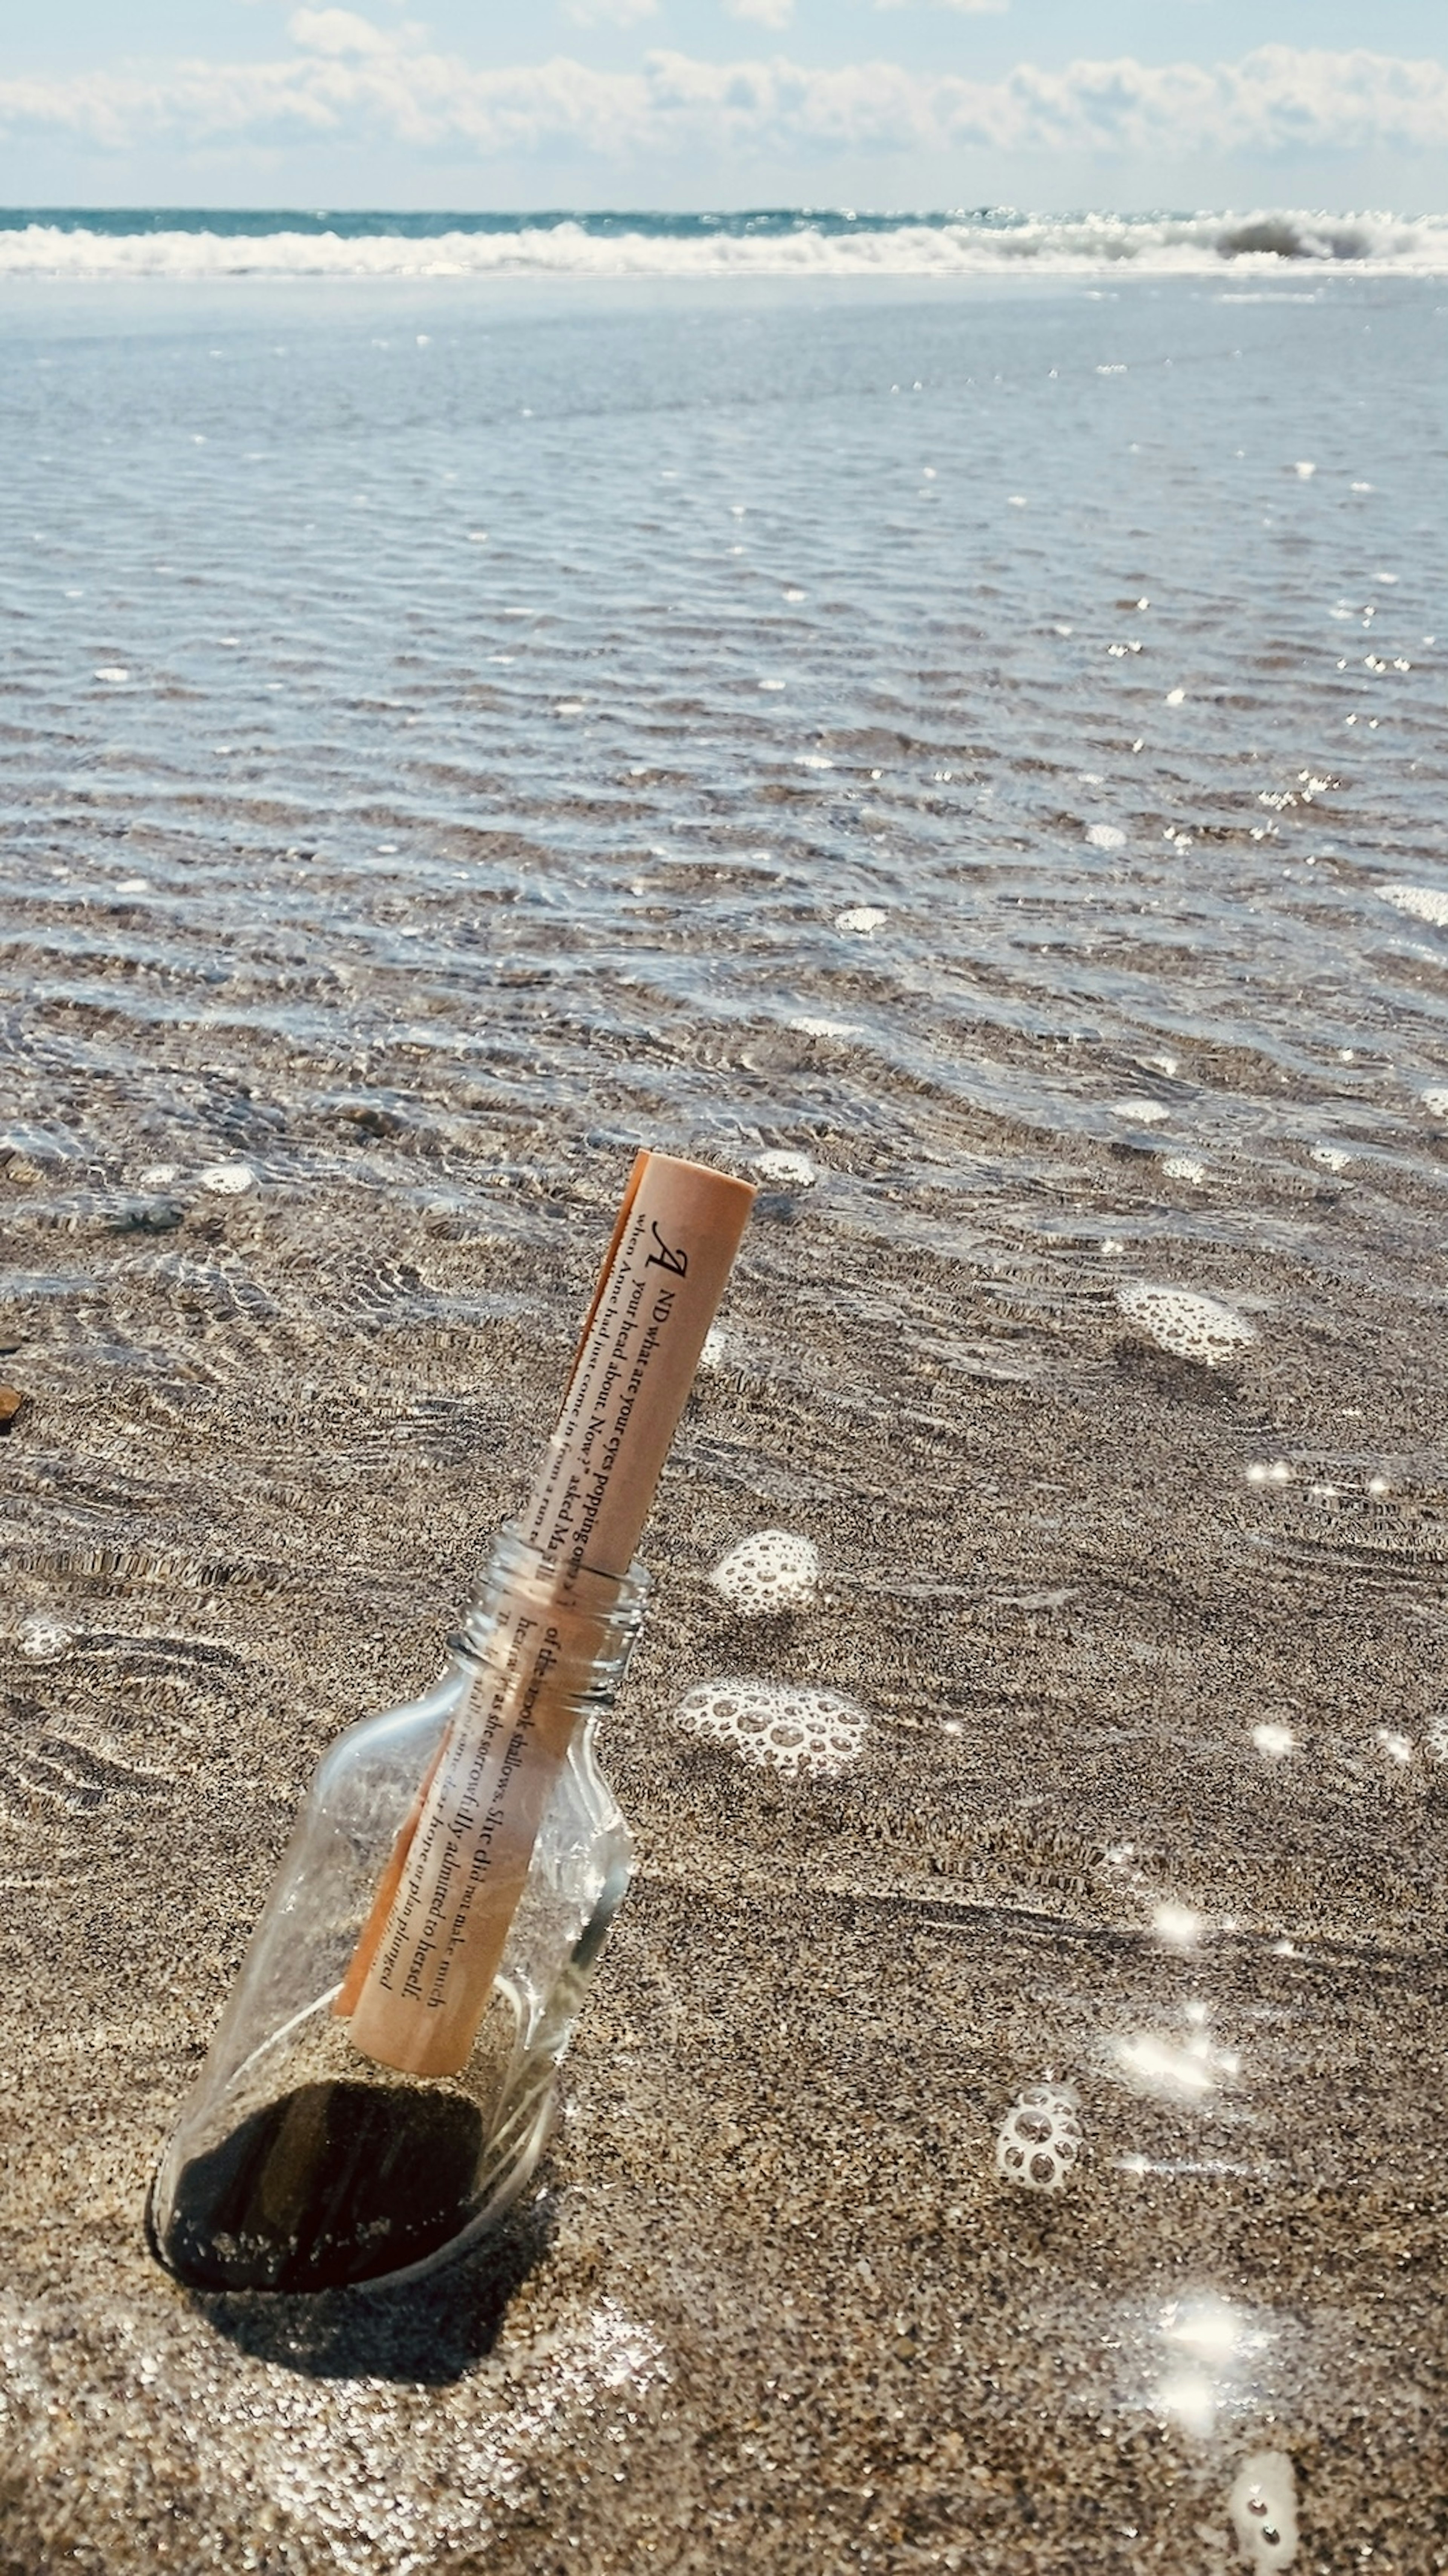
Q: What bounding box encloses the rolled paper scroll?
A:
[343,1152,753,2076]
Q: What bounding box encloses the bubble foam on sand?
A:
[1421,1089,1448,1117]
[1116,1281,1259,1365]
[16,1614,76,1663]
[1161,1155,1207,1183]
[709,1530,820,1614]
[1112,1098,1170,1124]
[834,905,886,934]
[1310,1145,1352,1171]
[1378,882,1448,927]
[995,2085,1083,2193]
[1229,2450,1300,2571]
[198,1162,255,1195]
[1086,822,1125,849]
[675,1678,868,1776]
[753,1149,816,1188]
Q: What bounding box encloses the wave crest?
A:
[0,208,1444,281]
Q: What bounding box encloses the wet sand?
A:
[4,268,1448,2571]
[4,1131,1448,2571]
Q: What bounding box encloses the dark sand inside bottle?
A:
[158,2080,487,2292]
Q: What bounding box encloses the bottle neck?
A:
[453,1521,649,1678]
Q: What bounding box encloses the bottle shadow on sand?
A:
[188,2182,559,2383]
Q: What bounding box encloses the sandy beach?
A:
[3,258,1448,2570]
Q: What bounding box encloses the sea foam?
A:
[3,209,1447,282]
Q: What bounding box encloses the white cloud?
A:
[287,8,407,55]
[876,1,1008,15]
[724,0,796,29]
[2,32,1447,161]
[564,0,660,24]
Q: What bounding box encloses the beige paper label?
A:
[519,1153,755,1582]
[343,1152,753,2077]
[345,1596,600,2076]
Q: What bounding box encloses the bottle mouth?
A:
[451,1521,649,1671]
[500,1519,648,1605]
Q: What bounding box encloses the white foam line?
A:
[4,210,1448,283]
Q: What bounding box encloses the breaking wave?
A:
[1,205,1446,281]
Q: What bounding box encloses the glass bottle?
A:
[149,1525,643,2295]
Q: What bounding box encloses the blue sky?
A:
[3,1,1446,209]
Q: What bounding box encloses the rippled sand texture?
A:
[3,272,1448,2572]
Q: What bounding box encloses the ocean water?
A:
[3,235,1444,1200]
[3,221,1448,2568]
[2,201,1448,276]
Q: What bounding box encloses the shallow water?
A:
[3,268,1448,2571]
[3,273,1446,1217]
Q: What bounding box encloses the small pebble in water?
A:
[710,1530,819,1614]
[753,1149,816,1188]
[198,1162,255,1195]
[1116,1281,1258,1365]
[1228,2449,1299,2571]
[1293,459,1316,478]
[0,1383,28,1430]
[1112,1098,1170,1124]
[834,905,886,935]
[17,1613,74,1662]
[1085,822,1125,849]
[675,1678,868,1777]
[995,2084,1083,2193]
[1165,686,1186,704]
[94,666,129,684]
